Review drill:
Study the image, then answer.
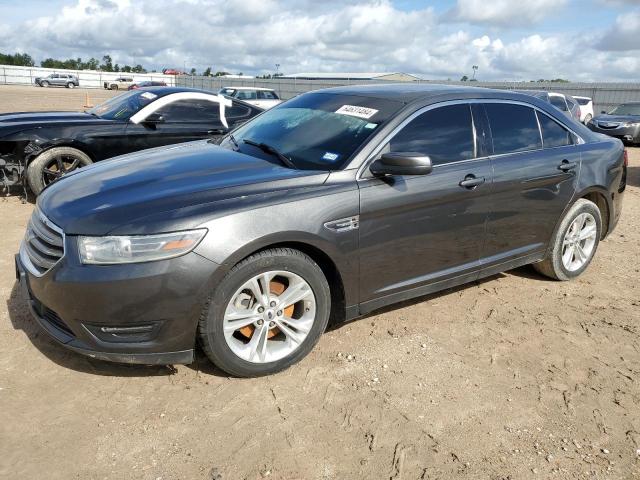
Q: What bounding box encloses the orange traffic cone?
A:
[83,92,94,109]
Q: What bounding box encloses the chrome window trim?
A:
[20,209,66,278]
[356,98,586,180]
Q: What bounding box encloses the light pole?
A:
[275,63,280,77]
[472,65,478,80]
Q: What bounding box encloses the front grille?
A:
[597,121,621,130]
[22,209,64,276]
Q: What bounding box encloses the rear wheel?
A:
[198,248,330,377]
[26,147,93,195]
[533,199,601,280]
[110,84,118,90]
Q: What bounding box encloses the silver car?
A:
[515,90,581,122]
[34,73,80,88]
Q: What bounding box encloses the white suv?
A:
[218,87,282,109]
[573,96,594,124]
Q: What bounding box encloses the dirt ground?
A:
[0,84,639,479]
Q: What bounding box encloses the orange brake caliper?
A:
[238,279,294,339]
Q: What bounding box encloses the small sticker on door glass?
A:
[322,152,340,162]
[140,92,158,100]
[335,105,379,119]
[365,122,377,129]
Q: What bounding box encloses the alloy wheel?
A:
[223,270,316,363]
[42,154,85,186]
[562,212,597,271]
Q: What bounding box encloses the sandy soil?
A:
[0,84,639,479]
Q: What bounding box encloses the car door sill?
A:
[356,251,544,317]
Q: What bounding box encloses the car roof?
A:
[135,86,214,96]
[222,86,275,91]
[314,83,571,105]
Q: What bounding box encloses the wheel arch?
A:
[574,186,611,239]
[217,235,350,327]
[25,141,96,166]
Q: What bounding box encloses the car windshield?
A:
[219,92,403,170]
[87,90,159,120]
[609,104,640,116]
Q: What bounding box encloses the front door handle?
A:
[459,175,486,189]
[558,160,577,172]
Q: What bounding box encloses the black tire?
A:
[198,248,331,377]
[583,114,592,125]
[26,147,93,195]
[40,81,49,87]
[111,85,118,90]
[66,82,75,89]
[533,199,602,281]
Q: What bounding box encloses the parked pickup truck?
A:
[103,77,134,90]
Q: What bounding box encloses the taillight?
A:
[623,149,628,167]
[576,106,581,119]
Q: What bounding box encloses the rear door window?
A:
[485,103,542,155]
[388,104,475,166]
[258,90,278,100]
[550,95,568,111]
[156,99,220,123]
[537,112,573,148]
[236,90,257,100]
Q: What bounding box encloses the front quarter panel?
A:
[194,171,361,306]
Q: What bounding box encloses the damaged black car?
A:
[0,87,262,195]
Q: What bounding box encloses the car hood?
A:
[593,114,640,123]
[0,111,115,137]
[38,141,329,235]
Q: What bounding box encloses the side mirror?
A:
[370,152,433,177]
[143,112,165,124]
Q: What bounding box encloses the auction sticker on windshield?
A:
[335,105,379,119]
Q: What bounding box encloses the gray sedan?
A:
[587,102,640,145]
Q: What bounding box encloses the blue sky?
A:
[0,0,638,81]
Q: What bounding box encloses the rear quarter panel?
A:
[575,137,625,233]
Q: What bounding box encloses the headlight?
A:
[78,229,207,264]
[624,122,640,127]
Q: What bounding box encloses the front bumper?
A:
[588,123,640,143]
[16,244,221,365]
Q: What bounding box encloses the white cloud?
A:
[0,0,638,81]
[447,0,570,27]
[597,10,640,51]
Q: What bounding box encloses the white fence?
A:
[0,64,176,88]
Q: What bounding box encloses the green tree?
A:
[460,75,469,82]
[202,67,212,77]
[101,55,113,72]
[0,52,35,66]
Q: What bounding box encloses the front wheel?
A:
[198,248,331,377]
[26,147,93,195]
[66,82,75,89]
[40,81,49,87]
[583,114,592,125]
[533,199,602,281]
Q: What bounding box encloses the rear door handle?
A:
[558,160,577,172]
[459,175,486,189]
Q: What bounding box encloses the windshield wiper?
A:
[229,133,239,149]
[243,139,297,169]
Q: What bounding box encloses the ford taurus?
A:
[15,84,627,377]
